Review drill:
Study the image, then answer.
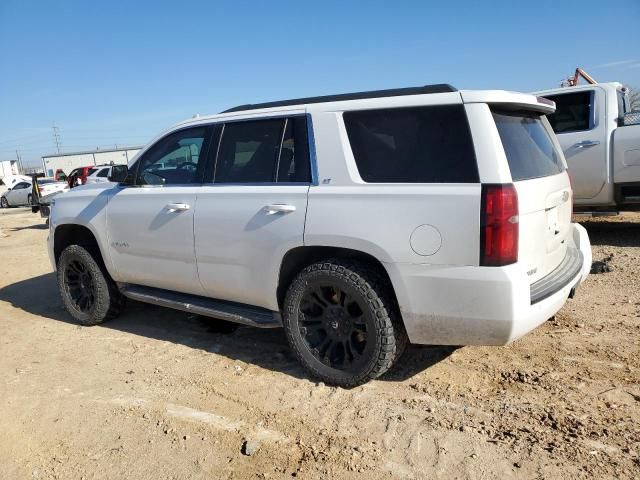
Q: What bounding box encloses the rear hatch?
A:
[492,109,572,284]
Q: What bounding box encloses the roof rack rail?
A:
[221,84,458,113]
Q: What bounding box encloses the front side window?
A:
[545,91,592,133]
[136,126,209,185]
[14,182,29,190]
[343,105,478,183]
[492,110,564,181]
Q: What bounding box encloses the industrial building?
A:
[41,146,142,177]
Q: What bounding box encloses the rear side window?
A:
[545,91,592,133]
[343,105,478,183]
[215,119,283,183]
[97,168,109,177]
[214,117,311,184]
[492,110,564,181]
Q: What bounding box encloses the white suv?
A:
[84,165,114,184]
[48,84,592,386]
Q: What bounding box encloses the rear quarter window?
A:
[492,110,564,181]
[343,105,479,183]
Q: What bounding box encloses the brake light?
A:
[480,184,519,266]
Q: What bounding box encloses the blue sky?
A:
[1,0,639,167]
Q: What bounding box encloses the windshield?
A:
[492,110,564,181]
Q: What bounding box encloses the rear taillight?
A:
[480,184,519,266]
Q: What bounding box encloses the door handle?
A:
[263,204,296,215]
[166,203,191,212]
[575,140,600,148]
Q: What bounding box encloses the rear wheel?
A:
[57,245,125,325]
[283,260,407,387]
[27,194,33,206]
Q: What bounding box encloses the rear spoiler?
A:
[460,90,556,114]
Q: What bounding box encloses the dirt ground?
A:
[0,209,638,480]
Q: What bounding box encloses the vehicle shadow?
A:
[0,273,454,385]
[578,217,640,247]
[8,223,48,231]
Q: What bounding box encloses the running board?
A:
[119,284,281,328]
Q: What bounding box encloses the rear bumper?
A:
[389,223,592,346]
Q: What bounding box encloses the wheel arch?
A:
[276,245,401,311]
[53,223,105,267]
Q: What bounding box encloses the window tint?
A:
[137,127,208,185]
[277,117,311,183]
[14,182,29,189]
[97,168,109,178]
[87,168,97,176]
[343,105,478,183]
[545,91,592,133]
[492,110,564,181]
[215,119,284,183]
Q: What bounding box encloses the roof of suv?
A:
[160,85,556,141]
[221,84,458,113]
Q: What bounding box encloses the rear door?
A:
[543,88,607,199]
[491,109,572,284]
[194,115,311,310]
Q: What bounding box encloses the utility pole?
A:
[52,122,63,153]
[15,149,23,174]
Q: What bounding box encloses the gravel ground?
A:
[0,208,638,479]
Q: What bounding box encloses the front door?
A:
[194,116,311,310]
[545,88,607,199]
[106,125,213,295]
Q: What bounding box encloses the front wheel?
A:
[1,197,8,208]
[57,245,125,325]
[283,260,407,387]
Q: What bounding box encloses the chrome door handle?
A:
[575,140,600,148]
[264,204,296,215]
[166,203,191,212]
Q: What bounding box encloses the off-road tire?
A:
[283,259,408,387]
[57,244,125,326]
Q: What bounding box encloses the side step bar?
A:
[119,284,281,328]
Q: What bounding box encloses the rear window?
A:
[492,110,564,181]
[343,105,478,183]
[544,91,592,133]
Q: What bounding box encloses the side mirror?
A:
[109,165,130,184]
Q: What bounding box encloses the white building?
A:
[41,146,142,177]
[0,160,19,180]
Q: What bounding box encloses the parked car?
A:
[84,165,115,184]
[67,166,97,188]
[1,178,67,208]
[534,82,640,213]
[48,84,592,386]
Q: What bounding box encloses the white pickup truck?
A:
[534,82,640,213]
